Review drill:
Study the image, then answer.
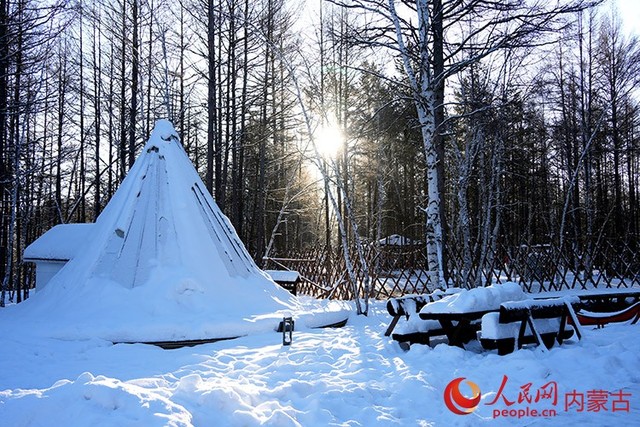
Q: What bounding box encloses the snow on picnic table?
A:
[420,282,527,314]
[1,298,639,426]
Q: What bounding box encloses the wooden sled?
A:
[574,301,640,328]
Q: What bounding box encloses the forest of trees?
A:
[1,0,639,303]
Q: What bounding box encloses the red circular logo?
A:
[444,377,481,415]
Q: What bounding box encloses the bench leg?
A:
[385,315,401,337]
[517,313,548,352]
[498,338,515,355]
[564,302,583,340]
[558,313,567,344]
[517,320,528,349]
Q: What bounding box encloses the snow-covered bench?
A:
[479,297,583,355]
[385,294,430,336]
[385,289,460,348]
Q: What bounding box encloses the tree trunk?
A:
[432,0,448,285]
[79,10,86,222]
[129,0,139,169]
[388,0,445,288]
[93,8,101,219]
[206,0,216,194]
[118,0,127,182]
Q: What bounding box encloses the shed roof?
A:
[23,223,94,262]
[378,234,422,246]
[264,270,300,283]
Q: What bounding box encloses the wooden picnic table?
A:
[417,294,583,349]
[410,285,640,350]
[418,309,497,347]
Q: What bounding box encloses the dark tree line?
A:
[2,1,640,304]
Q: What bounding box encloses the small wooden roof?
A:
[264,270,300,284]
[378,234,422,247]
[23,223,94,262]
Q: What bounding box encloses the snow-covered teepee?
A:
[11,120,313,342]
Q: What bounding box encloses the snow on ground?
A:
[1,299,639,426]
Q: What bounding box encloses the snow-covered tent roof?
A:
[378,234,421,247]
[5,120,350,342]
[23,223,94,262]
[74,121,267,290]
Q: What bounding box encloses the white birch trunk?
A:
[389,0,445,288]
[419,100,445,289]
[326,155,371,314]
[341,176,371,314]
[321,160,363,314]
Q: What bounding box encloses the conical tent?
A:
[73,120,281,292]
[12,120,308,342]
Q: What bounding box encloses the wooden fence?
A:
[263,239,640,300]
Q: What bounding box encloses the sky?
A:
[611,0,640,36]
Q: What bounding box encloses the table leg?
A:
[438,319,457,346]
[439,319,471,348]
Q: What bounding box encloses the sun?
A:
[315,124,344,159]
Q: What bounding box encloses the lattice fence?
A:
[263,239,640,300]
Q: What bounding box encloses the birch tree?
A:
[328,0,592,287]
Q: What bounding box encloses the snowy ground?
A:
[1,299,639,426]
